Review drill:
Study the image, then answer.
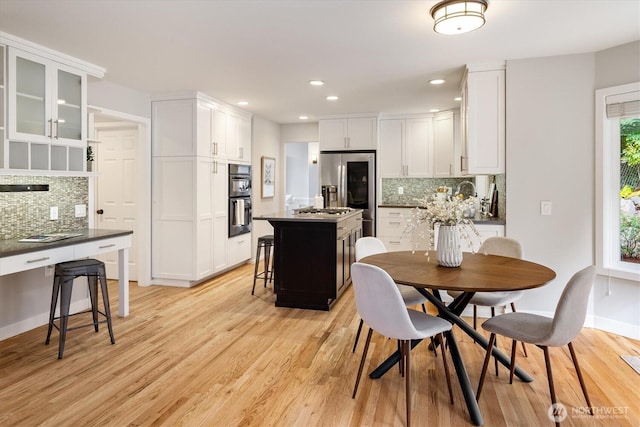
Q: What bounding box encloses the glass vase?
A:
[436,225,463,267]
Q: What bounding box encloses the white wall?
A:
[592,41,640,338]
[285,143,310,204]
[251,116,282,258]
[281,122,318,143]
[506,47,640,339]
[88,79,152,118]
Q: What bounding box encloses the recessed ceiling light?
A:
[454,97,462,101]
[326,95,339,101]
[237,101,249,106]
[429,79,445,85]
[430,109,440,113]
[299,115,309,120]
[309,80,325,86]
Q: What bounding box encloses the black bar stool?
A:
[252,235,274,295]
[45,259,115,359]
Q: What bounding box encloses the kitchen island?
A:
[254,208,363,310]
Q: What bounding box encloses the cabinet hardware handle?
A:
[213,142,218,155]
[48,119,53,139]
[449,164,453,175]
[27,257,50,263]
[53,120,59,139]
[389,221,401,225]
[389,240,401,244]
[99,244,116,249]
[389,212,401,216]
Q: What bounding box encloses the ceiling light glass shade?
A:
[430,0,488,35]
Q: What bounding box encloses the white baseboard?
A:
[0,298,91,341]
[593,315,640,340]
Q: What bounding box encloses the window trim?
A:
[595,82,640,282]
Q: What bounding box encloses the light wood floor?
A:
[0,263,638,427]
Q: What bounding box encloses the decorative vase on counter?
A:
[436,225,463,267]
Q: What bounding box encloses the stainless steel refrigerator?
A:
[320,151,376,236]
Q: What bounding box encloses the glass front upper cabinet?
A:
[8,48,85,146]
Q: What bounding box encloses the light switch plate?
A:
[75,204,87,218]
[50,206,58,220]
[398,186,404,195]
[540,200,552,216]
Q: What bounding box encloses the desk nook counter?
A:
[254,208,363,310]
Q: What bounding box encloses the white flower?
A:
[404,194,481,253]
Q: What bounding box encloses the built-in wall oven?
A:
[229,164,252,237]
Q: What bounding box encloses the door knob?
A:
[96,209,104,215]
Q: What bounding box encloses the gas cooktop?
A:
[294,207,354,215]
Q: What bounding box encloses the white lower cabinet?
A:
[227,234,251,267]
[378,207,504,253]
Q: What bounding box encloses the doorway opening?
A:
[88,106,151,284]
[284,141,319,212]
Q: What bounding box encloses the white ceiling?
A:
[1,0,638,124]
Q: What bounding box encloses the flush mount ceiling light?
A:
[326,95,339,101]
[299,115,309,120]
[309,80,325,86]
[430,0,488,35]
[430,79,445,85]
[237,101,249,106]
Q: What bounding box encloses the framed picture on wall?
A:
[261,156,275,198]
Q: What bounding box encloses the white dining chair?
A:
[351,262,454,427]
[352,237,429,353]
[476,266,596,427]
[447,236,528,370]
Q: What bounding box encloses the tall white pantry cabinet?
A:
[151,93,252,287]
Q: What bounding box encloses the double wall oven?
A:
[229,164,252,237]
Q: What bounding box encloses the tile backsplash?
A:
[0,176,89,240]
[381,175,506,219]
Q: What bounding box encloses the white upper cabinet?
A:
[319,116,377,151]
[379,117,433,178]
[460,64,505,175]
[151,93,252,164]
[8,48,86,146]
[433,111,455,177]
[1,32,104,173]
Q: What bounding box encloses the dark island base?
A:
[269,215,361,311]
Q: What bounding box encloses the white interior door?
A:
[95,124,138,280]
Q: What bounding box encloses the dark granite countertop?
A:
[378,204,506,225]
[0,229,133,258]
[254,209,363,223]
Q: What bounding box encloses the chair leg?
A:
[251,243,261,295]
[263,244,271,289]
[438,333,454,405]
[403,339,412,427]
[98,267,115,345]
[352,318,364,353]
[473,305,477,330]
[398,340,404,376]
[491,307,498,376]
[568,342,593,414]
[352,328,373,399]
[46,274,61,345]
[509,339,517,384]
[476,333,495,401]
[88,275,99,332]
[421,304,427,313]
[510,302,528,357]
[58,276,73,359]
[542,346,560,427]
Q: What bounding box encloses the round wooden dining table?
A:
[359,250,556,426]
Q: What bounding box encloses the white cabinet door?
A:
[347,117,377,150]
[319,117,377,151]
[212,160,228,272]
[238,115,251,162]
[319,119,347,150]
[379,119,404,178]
[152,99,197,157]
[196,102,213,158]
[211,108,227,158]
[462,68,505,175]
[7,48,87,171]
[404,119,433,177]
[433,112,455,177]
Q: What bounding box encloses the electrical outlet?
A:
[398,186,404,195]
[50,206,58,220]
[540,201,552,216]
[75,204,87,218]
